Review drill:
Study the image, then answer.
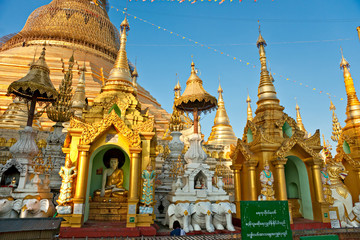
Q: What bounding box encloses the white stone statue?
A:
[190,201,214,232]
[211,201,236,231]
[0,197,22,218]
[166,202,193,233]
[20,195,55,218]
[328,161,356,227]
[195,178,203,189]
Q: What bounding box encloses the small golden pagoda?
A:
[230,28,329,223]
[333,51,360,203]
[206,83,237,146]
[58,16,156,228]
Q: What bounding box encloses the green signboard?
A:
[241,201,292,240]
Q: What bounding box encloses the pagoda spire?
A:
[246,93,253,121]
[340,49,360,126]
[255,24,280,111]
[295,100,307,134]
[169,80,184,132]
[329,99,342,142]
[104,16,133,90]
[72,62,87,117]
[207,82,237,145]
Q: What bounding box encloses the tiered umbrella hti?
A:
[7,46,57,127]
[174,61,217,134]
[6,46,58,191]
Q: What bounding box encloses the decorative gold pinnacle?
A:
[246,93,253,121]
[169,80,184,132]
[256,25,280,110]
[47,54,75,123]
[329,99,342,142]
[295,101,307,134]
[105,16,133,88]
[340,49,360,127]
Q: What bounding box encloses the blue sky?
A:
[1,0,360,150]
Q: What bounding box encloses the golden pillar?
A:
[127,147,142,228]
[74,146,90,201]
[311,158,325,203]
[273,158,288,201]
[231,164,242,218]
[140,132,155,170]
[352,168,360,202]
[129,148,142,201]
[72,144,90,227]
[245,160,258,201]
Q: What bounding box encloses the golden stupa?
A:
[230,28,329,223]
[333,50,360,203]
[206,83,237,146]
[0,0,169,134]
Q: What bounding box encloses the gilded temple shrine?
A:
[230,28,330,223]
[57,17,157,228]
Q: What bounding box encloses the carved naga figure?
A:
[327,161,357,227]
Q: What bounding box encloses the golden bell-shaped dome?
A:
[175,61,217,113]
[2,0,120,61]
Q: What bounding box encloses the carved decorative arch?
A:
[0,159,24,176]
[243,120,258,142]
[273,134,319,160]
[230,138,253,163]
[304,129,321,147]
[69,110,141,147]
[275,113,300,132]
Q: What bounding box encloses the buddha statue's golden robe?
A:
[94,169,127,198]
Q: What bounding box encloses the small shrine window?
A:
[282,122,293,138]
[247,128,253,143]
[343,140,351,154]
[194,171,207,190]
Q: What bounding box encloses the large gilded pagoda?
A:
[230,28,330,223]
[0,0,169,135]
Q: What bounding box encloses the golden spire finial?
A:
[339,48,360,127]
[340,47,350,70]
[329,98,342,142]
[295,98,307,133]
[246,91,253,121]
[256,20,267,48]
[174,74,181,99]
[218,78,224,104]
[255,24,280,111]
[105,15,133,89]
[207,83,237,145]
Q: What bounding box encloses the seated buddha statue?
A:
[94,158,127,198]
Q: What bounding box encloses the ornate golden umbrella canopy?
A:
[7,47,57,102]
[175,61,217,113]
